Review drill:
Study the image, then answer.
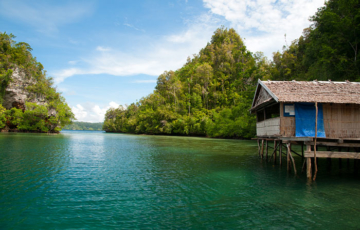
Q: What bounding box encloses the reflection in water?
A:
[0,131,360,229]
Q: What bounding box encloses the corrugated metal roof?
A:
[251,80,360,111]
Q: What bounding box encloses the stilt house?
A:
[250,80,360,139]
[250,80,360,180]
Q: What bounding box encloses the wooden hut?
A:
[250,80,360,179]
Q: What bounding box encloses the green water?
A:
[1,131,360,229]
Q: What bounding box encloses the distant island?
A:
[63,122,103,131]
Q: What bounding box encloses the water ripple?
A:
[1,131,360,229]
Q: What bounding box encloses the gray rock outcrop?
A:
[3,68,56,116]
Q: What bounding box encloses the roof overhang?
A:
[250,99,278,114]
[250,79,279,113]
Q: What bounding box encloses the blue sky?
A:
[0,0,325,122]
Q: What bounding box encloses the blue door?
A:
[295,103,326,137]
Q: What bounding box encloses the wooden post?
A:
[311,158,315,174]
[301,144,304,159]
[287,143,297,175]
[313,102,318,181]
[261,139,264,159]
[265,140,268,160]
[279,141,282,166]
[273,140,277,164]
[307,157,312,180]
[257,139,260,157]
[287,143,291,172]
[301,159,306,173]
[338,147,342,170]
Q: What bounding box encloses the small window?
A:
[265,104,280,119]
[283,104,295,117]
[257,110,265,122]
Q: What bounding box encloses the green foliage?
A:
[104,1,358,139]
[18,102,49,132]
[0,32,75,132]
[0,104,6,129]
[104,27,258,138]
[63,121,103,131]
[4,107,23,128]
[273,0,360,81]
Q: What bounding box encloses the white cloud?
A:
[72,101,121,123]
[72,104,87,121]
[53,1,325,84]
[54,68,85,84]
[124,23,145,32]
[123,16,145,32]
[0,0,93,34]
[109,101,119,108]
[96,46,111,52]
[52,13,220,83]
[203,0,325,56]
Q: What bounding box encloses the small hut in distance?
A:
[250,79,360,179]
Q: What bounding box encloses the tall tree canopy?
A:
[272,0,360,81]
[104,27,260,138]
[104,0,359,138]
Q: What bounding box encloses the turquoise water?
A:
[1,131,360,229]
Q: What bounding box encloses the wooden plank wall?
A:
[257,103,360,138]
[280,117,295,137]
[279,102,295,137]
[323,104,360,138]
[257,117,280,136]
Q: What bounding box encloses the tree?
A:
[305,0,360,80]
[0,32,75,132]
[0,104,6,129]
[103,27,258,138]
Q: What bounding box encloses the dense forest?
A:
[104,0,358,138]
[63,122,103,131]
[0,33,74,132]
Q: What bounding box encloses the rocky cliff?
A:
[3,68,56,116]
[0,32,74,132]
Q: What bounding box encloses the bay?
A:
[1,130,360,229]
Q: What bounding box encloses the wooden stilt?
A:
[273,141,277,164]
[257,139,260,157]
[311,158,315,174]
[313,102,318,181]
[287,143,291,172]
[307,157,312,180]
[287,143,297,175]
[260,139,264,159]
[279,142,282,166]
[265,140,268,160]
[301,144,304,159]
[302,159,306,173]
